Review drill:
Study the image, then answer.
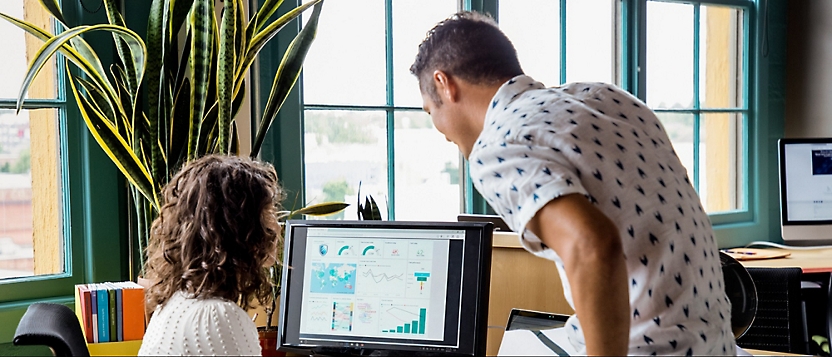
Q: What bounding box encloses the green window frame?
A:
[265,0,785,247]
[0,1,130,343]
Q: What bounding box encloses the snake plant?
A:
[0,0,346,274]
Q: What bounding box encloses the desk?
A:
[487,232,572,356]
[737,247,832,273]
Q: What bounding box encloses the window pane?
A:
[304,110,388,220]
[656,111,695,183]
[393,0,458,108]
[646,2,693,109]
[700,112,744,213]
[566,0,615,84]
[394,111,460,220]
[499,0,560,86]
[0,1,58,99]
[302,0,387,106]
[701,5,743,109]
[0,109,63,280]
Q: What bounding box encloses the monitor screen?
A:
[779,138,832,244]
[277,220,493,356]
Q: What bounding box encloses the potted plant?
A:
[1,0,346,352]
[0,0,346,271]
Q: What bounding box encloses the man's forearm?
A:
[565,245,630,355]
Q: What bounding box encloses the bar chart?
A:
[381,306,427,335]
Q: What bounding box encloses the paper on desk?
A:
[498,328,753,356]
[498,327,579,356]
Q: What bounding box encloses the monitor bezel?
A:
[276,220,493,356]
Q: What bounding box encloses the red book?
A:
[74,284,94,343]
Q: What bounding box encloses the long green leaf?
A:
[278,202,349,220]
[251,2,323,157]
[38,0,66,27]
[169,78,192,172]
[76,76,122,133]
[69,72,157,210]
[104,0,140,96]
[170,0,194,42]
[0,14,118,117]
[253,0,285,32]
[188,0,217,160]
[146,0,167,185]
[217,0,237,153]
[235,0,322,93]
[16,24,144,117]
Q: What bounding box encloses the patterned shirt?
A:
[469,75,734,355]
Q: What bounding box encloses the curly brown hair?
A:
[143,154,283,312]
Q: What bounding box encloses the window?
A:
[268,0,778,246]
[300,0,461,220]
[645,1,747,216]
[0,0,128,343]
[0,1,64,281]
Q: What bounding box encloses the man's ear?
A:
[432,70,458,103]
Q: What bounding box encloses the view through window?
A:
[0,1,64,280]
[299,0,748,219]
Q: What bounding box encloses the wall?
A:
[785,1,832,137]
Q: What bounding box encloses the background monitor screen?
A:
[778,138,832,244]
[277,220,493,356]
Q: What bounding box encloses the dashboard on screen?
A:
[276,220,492,356]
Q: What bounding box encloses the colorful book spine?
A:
[74,281,147,344]
[90,284,99,343]
[106,283,117,341]
[116,281,147,341]
[74,284,93,343]
[96,284,110,342]
[114,283,124,342]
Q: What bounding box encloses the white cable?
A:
[743,240,832,250]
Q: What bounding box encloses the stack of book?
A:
[74,282,146,343]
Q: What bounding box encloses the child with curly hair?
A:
[138,154,283,356]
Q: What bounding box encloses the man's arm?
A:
[526,193,630,356]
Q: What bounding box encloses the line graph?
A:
[361,269,404,283]
[356,262,406,296]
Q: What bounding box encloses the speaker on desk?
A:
[736,267,807,354]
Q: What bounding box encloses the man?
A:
[411,11,734,356]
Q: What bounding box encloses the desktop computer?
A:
[778,138,832,245]
[276,220,493,356]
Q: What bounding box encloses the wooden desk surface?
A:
[736,247,832,273]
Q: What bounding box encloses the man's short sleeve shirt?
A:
[468,75,734,355]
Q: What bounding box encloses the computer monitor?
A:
[276,220,493,356]
[778,138,832,244]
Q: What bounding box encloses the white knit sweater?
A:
[138,291,261,356]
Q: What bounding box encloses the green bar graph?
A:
[419,308,426,334]
[385,307,428,334]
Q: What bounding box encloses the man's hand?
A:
[526,193,630,356]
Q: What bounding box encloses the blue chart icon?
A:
[319,244,329,256]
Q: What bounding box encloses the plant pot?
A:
[258,328,285,357]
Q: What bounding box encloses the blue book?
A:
[96,284,110,342]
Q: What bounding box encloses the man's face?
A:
[421,89,467,156]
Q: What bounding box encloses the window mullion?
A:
[385,0,395,220]
[692,3,701,191]
[560,0,567,84]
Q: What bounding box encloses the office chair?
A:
[720,252,758,339]
[13,302,90,357]
[736,267,807,354]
